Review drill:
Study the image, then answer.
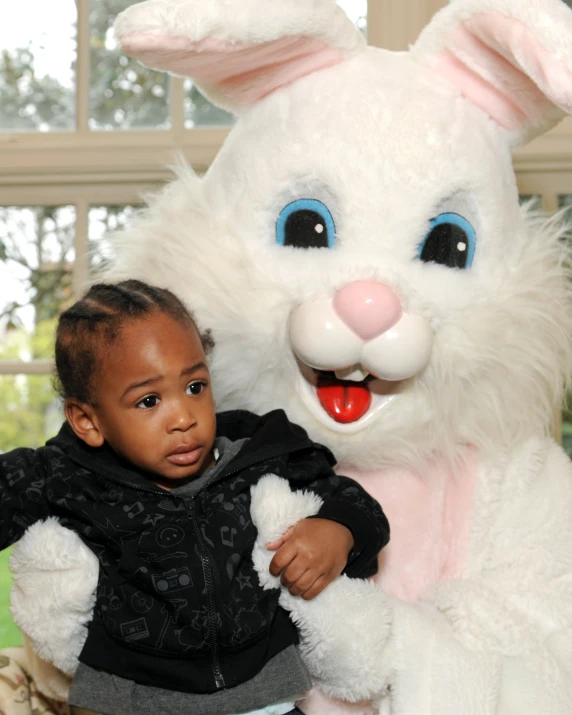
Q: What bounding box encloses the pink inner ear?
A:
[121,31,344,106]
[431,13,571,131]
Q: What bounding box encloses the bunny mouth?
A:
[296,365,401,434]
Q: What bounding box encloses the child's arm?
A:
[0,447,51,550]
[268,450,389,599]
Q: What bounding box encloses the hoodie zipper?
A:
[188,498,225,689]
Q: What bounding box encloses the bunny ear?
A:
[114,0,365,114]
[411,0,572,145]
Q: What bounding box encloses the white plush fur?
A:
[9,0,572,712]
[115,0,363,51]
[250,474,324,591]
[9,518,98,696]
[251,476,393,704]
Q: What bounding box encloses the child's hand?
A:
[267,518,354,600]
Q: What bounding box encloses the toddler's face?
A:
[90,312,217,487]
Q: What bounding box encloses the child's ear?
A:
[65,400,105,448]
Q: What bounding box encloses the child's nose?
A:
[169,401,197,431]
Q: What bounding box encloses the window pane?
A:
[563,421,572,458]
[0,375,62,453]
[519,195,542,210]
[89,204,141,276]
[90,0,170,130]
[0,206,75,361]
[184,80,235,128]
[558,194,572,218]
[337,0,367,34]
[0,1,76,131]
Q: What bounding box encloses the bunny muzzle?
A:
[289,280,433,432]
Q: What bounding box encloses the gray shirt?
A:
[68,437,311,715]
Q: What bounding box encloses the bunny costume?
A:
[7,0,572,713]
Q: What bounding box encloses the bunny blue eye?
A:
[418,213,476,269]
[276,199,335,249]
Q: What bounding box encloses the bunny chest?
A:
[341,449,478,601]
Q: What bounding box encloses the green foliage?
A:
[88,0,170,129]
[0,319,61,452]
[0,548,21,649]
[563,421,572,457]
[0,206,74,329]
[0,47,74,130]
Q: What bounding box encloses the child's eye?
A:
[136,395,160,409]
[186,381,206,396]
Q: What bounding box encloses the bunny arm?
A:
[9,517,98,700]
[251,440,572,714]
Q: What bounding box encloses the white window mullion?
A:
[542,194,559,214]
[367,0,429,51]
[76,0,91,133]
[171,77,186,143]
[0,361,54,374]
[366,0,385,47]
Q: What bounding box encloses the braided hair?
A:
[54,280,214,404]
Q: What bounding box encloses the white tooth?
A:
[334,366,369,382]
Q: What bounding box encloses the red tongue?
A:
[316,381,372,423]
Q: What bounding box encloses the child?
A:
[0,280,389,715]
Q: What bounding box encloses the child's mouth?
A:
[166,446,203,466]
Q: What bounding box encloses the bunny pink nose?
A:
[333,281,402,341]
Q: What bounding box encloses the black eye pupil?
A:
[190,383,202,395]
[283,209,329,249]
[420,223,470,269]
[143,397,155,407]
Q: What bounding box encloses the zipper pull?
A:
[215,674,226,689]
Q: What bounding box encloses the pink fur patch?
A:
[343,450,478,601]
[302,688,377,715]
[120,31,344,106]
[432,13,572,131]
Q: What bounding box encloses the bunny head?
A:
[109,0,572,469]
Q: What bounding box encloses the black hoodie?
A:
[0,409,389,693]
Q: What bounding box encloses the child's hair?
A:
[54,280,215,404]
